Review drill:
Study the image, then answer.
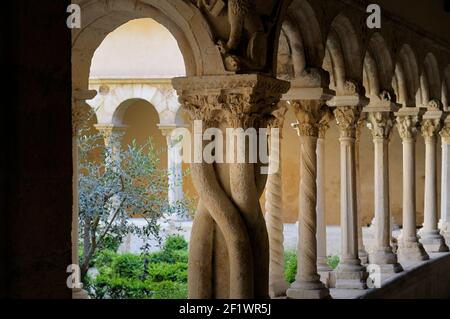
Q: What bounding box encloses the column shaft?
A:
[440,137,450,243]
[420,112,448,252]
[334,106,367,290]
[265,132,289,297]
[316,138,332,272]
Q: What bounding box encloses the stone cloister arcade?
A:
[71,0,450,299]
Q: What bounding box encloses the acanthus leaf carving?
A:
[334,106,361,138]
[291,100,331,138]
[396,115,419,141]
[421,118,441,140]
[366,111,394,139]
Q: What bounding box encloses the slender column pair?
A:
[439,114,450,245]
[420,101,449,252]
[333,105,368,289]
[396,107,429,261]
[159,125,185,208]
[287,99,331,299]
[363,98,403,276]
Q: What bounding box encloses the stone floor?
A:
[118,219,402,256]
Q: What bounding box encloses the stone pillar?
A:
[440,114,450,245]
[159,125,185,208]
[420,100,449,252]
[173,74,290,299]
[71,89,97,299]
[316,111,334,280]
[265,104,289,298]
[363,99,403,276]
[94,124,128,157]
[355,116,369,264]
[287,99,331,299]
[395,107,429,261]
[333,105,368,289]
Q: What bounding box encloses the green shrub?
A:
[163,235,188,252]
[147,262,188,283]
[94,249,117,268]
[89,275,187,299]
[284,250,297,283]
[111,253,144,279]
[327,255,340,269]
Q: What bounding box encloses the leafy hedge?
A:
[85,235,188,299]
[86,236,340,299]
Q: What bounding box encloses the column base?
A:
[317,267,333,288]
[397,241,429,262]
[442,231,450,247]
[369,248,401,266]
[367,262,403,275]
[72,288,90,299]
[335,262,368,290]
[269,279,289,298]
[286,279,330,299]
[420,231,449,252]
[358,249,369,265]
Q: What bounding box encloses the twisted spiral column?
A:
[173,75,290,299]
[287,100,330,299]
[265,105,289,298]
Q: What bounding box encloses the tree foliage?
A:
[77,130,190,279]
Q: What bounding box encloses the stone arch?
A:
[281,0,325,75]
[324,14,363,94]
[87,83,180,126]
[363,33,394,98]
[421,52,442,104]
[72,0,225,91]
[395,44,421,106]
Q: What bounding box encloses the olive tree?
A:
[77,131,189,279]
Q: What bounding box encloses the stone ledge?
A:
[330,252,450,299]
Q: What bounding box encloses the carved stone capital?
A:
[94,124,128,147]
[173,75,290,129]
[366,112,395,140]
[267,102,288,138]
[440,115,450,143]
[396,114,420,141]
[421,118,441,141]
[333,106,362,138]
[72,89,97,137]
[290,100,331,137]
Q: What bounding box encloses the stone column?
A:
[440,114,450,245]
[333,105,368,289]
[159,125,184,208]
[265,104,289,298]
[173,74,290,299]
[420,101,449,252]
[72,89,97,299]
[94,124,128,155]
[396,107,429,261]
[355,116,369,264]
[316,111,334,280]
[364,100,403,276]
[287,100,330,299]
